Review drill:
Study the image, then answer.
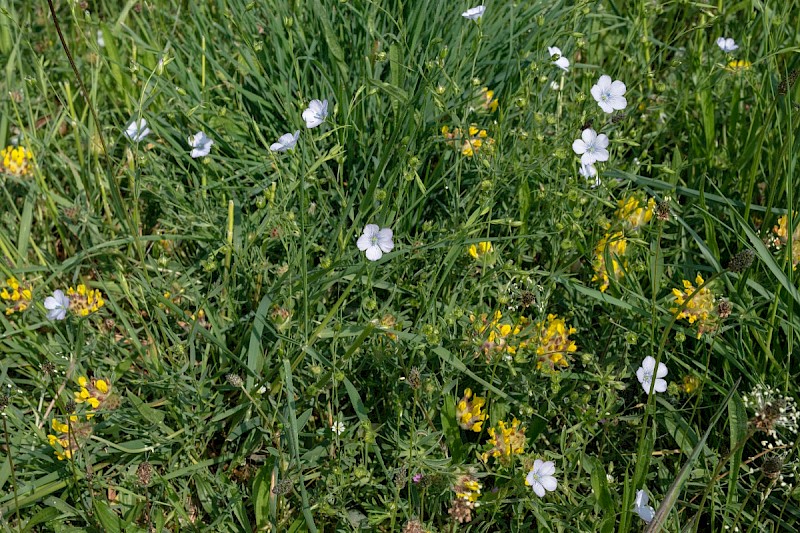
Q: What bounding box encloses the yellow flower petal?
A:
[95,380,109,393]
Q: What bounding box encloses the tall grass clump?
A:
[1,0,800,531]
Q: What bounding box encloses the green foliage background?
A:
[1,0,799,530]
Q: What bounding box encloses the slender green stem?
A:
[740,474,772,533]
[223,199,235,319]
[300,162,309,341]
[90,435,156,454]
[692,427,756,532]
[2,415,21,533]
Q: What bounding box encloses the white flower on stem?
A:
[331,421,345,435]
[634,489,655,523]
[462,5,485,20]
[125,118,151,143]
[189,131,214,158]
[357,224,394,261]
[637,356,668,394]
[44,290,70,321]
[302,99,328,128]
[553,57,570,72]
[716,37,738,53]
[525,459,557,498]
[548,46,570,72]
[572,128,609,166]
[97,30,105,47]
[270,130,300,152]
[591,75,627,114]
[579,162,597,179]
[579,162,600,188]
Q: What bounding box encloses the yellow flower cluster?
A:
[772,215,800,270]
[471,310,531,360]
[449,474,482,524]
[592,195,655,292]
[682,375,700,394]
[592,232,628,293]
[615,196,655,231]
[0,146,33,176]
[377,313,399,341]
[67,284,105,316]
[671,274,719,337]
[535,314,577,369]
[74,376,111,409]
[1,277,32,315]
[454,475,482,504]
[442,125,495,157]
[480,87,498,113]
[468,241,492,260]
[727,59,751,71]
[772,214,799,243]
[456,388,487,432]
[47,416,92,461]
[481,418,526,462]
[48,419,75,461]
[46,375,115,460]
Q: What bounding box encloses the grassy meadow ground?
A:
[1,0,800,531]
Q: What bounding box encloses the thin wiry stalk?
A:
[2,414,21,533]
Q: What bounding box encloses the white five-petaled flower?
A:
[357,224,394,261]
[125,118,151,143]
[189,131,214,158]
[461,5,485,20]
[44,290,70,321]
[302,99,328,128]
[548,46,570,72]
[525,459,557,498]
[572,128,609,166]
[97,30,105,48]
[331,421,345,435]
[716,37,738,53]
[270,130,300,152]
[634,489,655,523]
[637,356,668,394]
[591,75,627,114]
